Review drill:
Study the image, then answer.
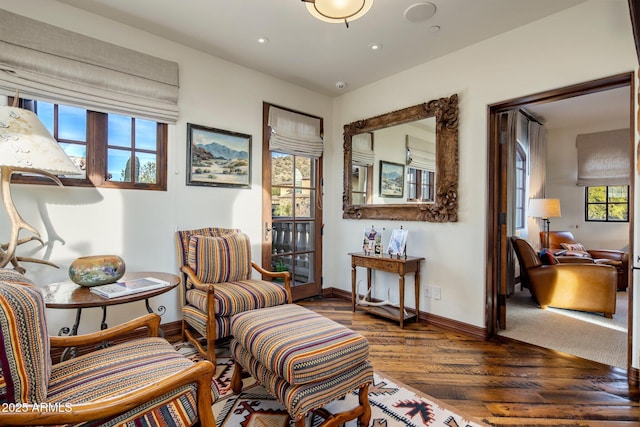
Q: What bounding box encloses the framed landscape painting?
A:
[379,160,404,198]
[187,123,251,188]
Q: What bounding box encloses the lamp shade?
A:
[304,0,374,25]
[0,106,80,175]
[528,198,561,219]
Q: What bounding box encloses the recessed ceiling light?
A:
[404,2,437,23]
[369,43,383,51]
[257,37,269,44]
[428,25,440,33]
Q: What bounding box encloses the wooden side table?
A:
[349,253,425,328]
[42,272,179,360]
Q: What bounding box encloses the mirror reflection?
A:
[350,117,436,205]
[342,94,458,222]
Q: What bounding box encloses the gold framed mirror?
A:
[342,94,458,222]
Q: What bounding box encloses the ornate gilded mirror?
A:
[342,94,458,222]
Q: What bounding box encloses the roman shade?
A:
[406,135,435,171]
[576,128,630,186]
[268,106,323,158]
[352,133,374,166]
[0,9,179,123]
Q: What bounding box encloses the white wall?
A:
[0,0,332,335]
[325,0,637,351]
[546,123,631,251]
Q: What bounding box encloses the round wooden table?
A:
[42,271,179,336]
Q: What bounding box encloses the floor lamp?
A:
[0,105,81,273]
[529,198,561,249]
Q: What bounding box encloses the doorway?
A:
[261,102,324,301]
[486,73,635,374]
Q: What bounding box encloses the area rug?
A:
[175,342,488,427]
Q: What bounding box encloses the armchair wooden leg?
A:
[231,361,244,394]
[358,384,371,426]
[207,339,217,365]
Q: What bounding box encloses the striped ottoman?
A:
[230,304,373,427]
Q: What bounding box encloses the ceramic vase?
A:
[68,255,126,287]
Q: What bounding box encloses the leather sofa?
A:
[510,237,617,318]
[543,231,629,291]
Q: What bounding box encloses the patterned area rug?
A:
[175,342,487,427]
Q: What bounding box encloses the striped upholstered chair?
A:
[176,227,292,364]
[0,269,217,426]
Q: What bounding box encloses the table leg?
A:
[145,298,167,337]
[366,268,372,302]
[100,306,108,330]
[414,269,420,323]
[399,274,405,329]
[351,264,357,312]
[59,308,83,362]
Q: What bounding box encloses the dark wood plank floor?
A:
[297,297,640,426]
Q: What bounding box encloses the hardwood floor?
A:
[297,297,640,426]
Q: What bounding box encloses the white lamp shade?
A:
[0,106,81,175]
[305,0,374,24]
[529,198,561,219]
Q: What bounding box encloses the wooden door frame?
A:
[261,102,324,301]
[485,72,636,380]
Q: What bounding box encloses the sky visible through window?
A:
[34,101,157,182]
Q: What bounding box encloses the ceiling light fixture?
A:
[369,43,383,51]
[302,0,374,28]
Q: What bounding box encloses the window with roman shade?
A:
[352,133,374,166]
[576,128,630,186]
[406,135,435,171]
[267,106,323,158]
[0,9,179,124]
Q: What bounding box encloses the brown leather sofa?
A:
[543,231,629,291]
[510,237,617,318]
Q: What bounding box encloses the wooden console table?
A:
[349,252,425,328]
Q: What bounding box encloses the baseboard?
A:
[322,287,487,340]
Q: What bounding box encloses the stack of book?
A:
[89,277,170,298]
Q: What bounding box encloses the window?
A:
[514,144,526,229]
[406,167,434,202]
[351,164,372,205]
[10,98,167,190]
[585,185,629,222]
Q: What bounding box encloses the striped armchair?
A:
[0,269,217,426]
[175,228,292,364]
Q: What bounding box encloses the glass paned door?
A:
[269,153,320,298]
[262,104,323,301]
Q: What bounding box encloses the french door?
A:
[261,103,323,300]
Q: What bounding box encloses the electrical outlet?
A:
[424,286,432,298]
[433,286,441,300]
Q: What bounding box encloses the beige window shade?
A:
[268,106,323,158]
[576,128,630,186]
[352,133,374,166]
[406,135,435,171]
[0,9,179,123]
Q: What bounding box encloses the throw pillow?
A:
[539,249,559,265]
[560,242,590,257]
[187,233,252,283]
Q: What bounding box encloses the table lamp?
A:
[528,198,561,249]
[0,104,81,273]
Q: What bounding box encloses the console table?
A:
[349,253,424,328]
